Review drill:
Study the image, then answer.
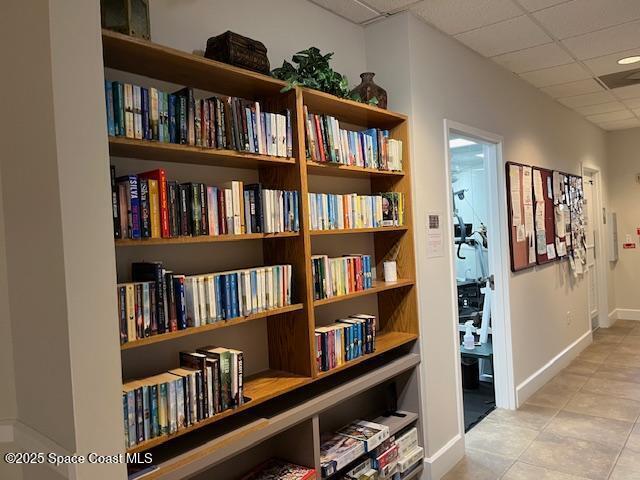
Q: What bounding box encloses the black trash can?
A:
[461,357,479,390]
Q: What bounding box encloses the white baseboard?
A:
[423,433,465,480]
[516,330,592,406]
[609,309,640,322]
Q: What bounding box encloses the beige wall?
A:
[607,128,640,314]
[366,11,609,465]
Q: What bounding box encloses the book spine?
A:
[135,387,144,443]
[127,391,136,447]
[179,184,191,236]
[138,179,151,238]
[117,285,127,344]
[113,82,125,136]
[105,80,115,136]
[168,94,177,143]
[124,83,134,138]
[173,275,187,330]
[199,183,208,236]
[165,272,177,332]
[141,87,150,140]
[150,384,159,438]
[110,166,121,239]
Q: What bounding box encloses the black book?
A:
[178,184,191,236]
[135,283,144,339]
[135,387,144,443]
[190,183,201,235]
[167,181,179,238]
[164,270,177,333]
[149,286,157,335]
[173,87,194,145]
[110,166,121,239]
[132,262,167,335]
[117,285,127,344]
[244,184,263,233]
[179,352,209,419]
[138,178,151,238]
[199,183,208,236]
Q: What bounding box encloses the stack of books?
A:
[123,346,244,448]
[308,192,405,231]
[117,262,293,344]
[315,314,376,372]
[240,459,315,480]
[311,254,373,301]
[105,81,293,157]
[112,168,299,240]
[322,425,423,480]
[303,107,402,171]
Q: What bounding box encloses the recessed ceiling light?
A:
[449,138,476,148]
[618,56,640,65]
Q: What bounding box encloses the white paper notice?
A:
[546,244,556,260]
[524,205,534,236]
[509,165,521,227]
[535,203,545,231]
[516,224,525,242]
[426,213,444,258]
[556,239,567,257]
[536,230,547,255]
[533,170,544,201]
[528,235,536,263]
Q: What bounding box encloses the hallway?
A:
[444,320,640,480]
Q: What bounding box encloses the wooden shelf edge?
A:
[108,137,296,167]
[126,369,313,454]
[315,331,418,379]
[116,231,299,247]
[306,161,404,178]
[301,88,407,123]
[121,304,304,350]
[310,226,407,236]
[313,279,414,307]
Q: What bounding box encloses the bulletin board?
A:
[506,162,536,272]
[532,167,557,265]
[568,175,587,276]
[552,171,571,259]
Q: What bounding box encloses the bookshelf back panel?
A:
[313,297,379,329]
[121,319,269,380]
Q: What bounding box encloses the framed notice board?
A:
[506,162,536,272]
[532,167,557,265]
[552,171,571,259]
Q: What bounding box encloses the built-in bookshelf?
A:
[102,29,420,471]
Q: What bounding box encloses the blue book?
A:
[245,108,255,153]
[229,273,239,318]
[112,81,125,136]
[250,270,258,314]
[123,394,129,447]
[141,87,150,140]
[142,385,150,441]
[222,274,232,320]
[105,80,115,136]
[214,275,223,321]
[126,390,136,447]
[173,276,187,330]
[285,109,292,157]
[251,110,259,153]
[117,175,140,239]
[150,384,159,438]
[161,92,169,143]
[168,93,177,143]
[264,112,271,155]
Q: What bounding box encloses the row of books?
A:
[311,255,373,301]
[240,459,315,480]
[104,81,293,157]
[118,262,293,344]
[303,107,403,172]
[335,426,423,480]
[308,192,405,231]
[112,168,300,240]
[123,346,244,448]
[315,314,377,372]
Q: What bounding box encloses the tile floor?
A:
[443,320,640,480]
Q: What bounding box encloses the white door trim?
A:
[443,120,517,416]
[581,165,609,328]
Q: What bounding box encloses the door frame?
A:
[581,165,609,328]
[443,120,517,419]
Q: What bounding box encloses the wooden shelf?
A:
[310,226,407,236]
[120,304,304,350]
[126,369,312,454]
[116,231,299,247]
[301,88,406,129]
[109,137,296,169]
[102,29,286,99]
[316,331,417,379]
[313,279,414,307]
[306,161,404,178]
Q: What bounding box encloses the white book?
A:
[224,188,234,234]
[168,380,177,434]
[206,365,214,418]
[265,267,273,310]
[142,282,151,336]
[243,271,252,316]
[207,187,218,236]
[150,87,159,139]
[263,190,272,233]
[259,268,267,311]
[278,114,287,157]
[278,190,284,232]
[197,276,207,325]
[188,373,197,424]
[254,102,264,154]
[206,274,216,322]
[133,85,143,140]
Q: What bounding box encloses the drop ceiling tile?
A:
[586,110,634,123]
[557,90,615,107]
[562,20,640,60]
[361,0,420,13]
[308,0,380,23]
[623,98,640,108]
[533,0,640,40]
[518,0,569,11]
[455,16,551,57]
[519,63,592,87]
[492,43,573,73]
[583,48,640,76]
[540,78,604,97]
[612,83,640,99]
[596,117,640,130]
[574,101,627,115]
[410,0,523,35]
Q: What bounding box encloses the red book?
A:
[138,169,169,237]
[314,114,326,163]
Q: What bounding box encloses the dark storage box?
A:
[204,31,270,75]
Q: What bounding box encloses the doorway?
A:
[444,121,516,434]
